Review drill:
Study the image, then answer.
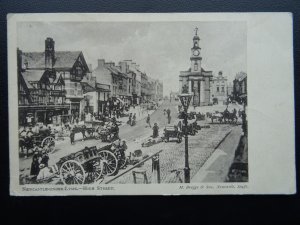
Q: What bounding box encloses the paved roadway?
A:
[19,99,243,184]
[120,99,179,142]
[19,99,180,175]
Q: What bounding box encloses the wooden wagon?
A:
[52,145,119,185]
[163,126,182,143]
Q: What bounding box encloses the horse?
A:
[19,137,33,156]
[223,109,238,123]
[196,112,205,121]
[206,112,223,123]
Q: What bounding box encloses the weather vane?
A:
[194,27,198,36]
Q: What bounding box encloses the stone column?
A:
[189,80,192,93]
[200,80,205,104]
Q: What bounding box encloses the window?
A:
[222,87,225,92]
[194,63,198,71]
[69,83,75,88]
[76,66,82,75]
[217,87,219,92]
[64,72,70,79]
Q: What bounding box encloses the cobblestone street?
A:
[19,99,241,185]
[106,122,237,184]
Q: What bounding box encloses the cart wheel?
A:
[60,160,85,185]
[83,157,103,184]
[42,137,55,154]
[98,150,118,176]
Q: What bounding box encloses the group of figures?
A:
[19,125,56,158]
[206,107,245,124]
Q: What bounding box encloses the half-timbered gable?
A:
[18,72,33,105]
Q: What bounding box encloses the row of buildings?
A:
[179,28,246,106]
[18,37,163,126]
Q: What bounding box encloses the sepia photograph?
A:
[8,13,295,195]
[16,20,247,186]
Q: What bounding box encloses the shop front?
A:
[18,104,70,126]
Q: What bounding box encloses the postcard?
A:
[8,13,295,195]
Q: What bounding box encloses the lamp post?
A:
[179,92,193,183]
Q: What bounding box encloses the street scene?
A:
[16,21,247,185]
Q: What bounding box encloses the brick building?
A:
[210,71,228,104]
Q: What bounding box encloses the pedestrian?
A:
[40,150,49,167]
[152,123,159,138]
[30,152,40,176]
[177,120,182,132]
[167,114,171,124]
[128,113,132,125]
[167,108,171,124]
[81,126,86,141]
[146,114,151,128]
[70,129,75,145]
[131,113,136,126]
[119,139,128,162]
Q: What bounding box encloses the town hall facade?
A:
[179,28,212,106]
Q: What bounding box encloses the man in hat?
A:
[30,151,41,176]
[166,108,171,124]
[70,128,75,144]
[152,123,159,138]
[146,114,151,128]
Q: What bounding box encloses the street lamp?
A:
[178,92,193,183]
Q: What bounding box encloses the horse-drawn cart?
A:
[19,128,56,155]
[52,145,119,185]
[163,126,182,143]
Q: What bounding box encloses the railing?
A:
[105,149,163,184]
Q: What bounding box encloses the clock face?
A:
[193,50,200,56]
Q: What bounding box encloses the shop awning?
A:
[81,77,96,93]
[19,104,70,110]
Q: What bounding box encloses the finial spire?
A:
[194,27,198,36]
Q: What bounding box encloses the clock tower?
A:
[190,27,202,73]
[179,27,213,106]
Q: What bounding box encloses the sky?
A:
[17,21,247,96]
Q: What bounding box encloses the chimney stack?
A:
[105,62,115,67]
[119,61,128,73]
[45,37,55,69]
[97,59,105,68]
[17,48,22,72]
